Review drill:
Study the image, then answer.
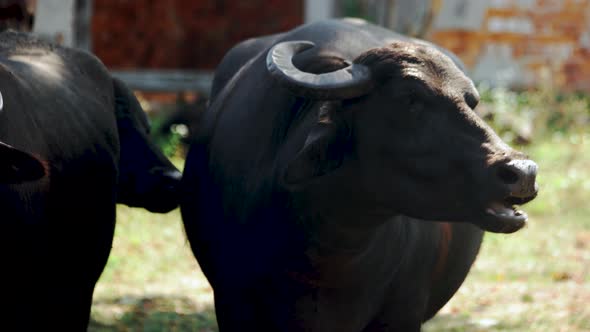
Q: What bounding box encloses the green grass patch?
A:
[89,206,217,332]
[90,88,589,330]
[423,132,590,331]
[91,135,590,331]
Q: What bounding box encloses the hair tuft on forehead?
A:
[353,41,455,86]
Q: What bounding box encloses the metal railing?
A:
[110,69,214,96]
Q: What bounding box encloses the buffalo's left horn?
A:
[266,41,373,100]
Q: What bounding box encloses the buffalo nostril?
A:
[497,166,519,185]
[499,159,538,198]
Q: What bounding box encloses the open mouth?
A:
[479,200,529,233]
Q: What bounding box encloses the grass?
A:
[88,135,590,331]
[423,135,590,332]
[89,207,217,332]
[90,91,590,331]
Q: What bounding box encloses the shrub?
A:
[477,82,590,145]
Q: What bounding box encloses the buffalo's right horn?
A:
[266,41,373,100]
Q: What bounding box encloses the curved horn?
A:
[266,41,373,100]
[0,92,3,111]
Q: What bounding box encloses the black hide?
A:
[181,18,538,332]
[0,30,180,330]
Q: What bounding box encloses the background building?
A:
[4,0,590,92]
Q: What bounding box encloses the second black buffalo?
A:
[0,30,181,330]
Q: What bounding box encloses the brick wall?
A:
[91,0,303,70]
[427,0,590,91]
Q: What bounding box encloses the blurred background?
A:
[1,1,588,331]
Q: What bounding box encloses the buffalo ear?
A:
[282,121,350,188]
[0,141,46,184]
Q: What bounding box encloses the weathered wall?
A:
[91,0,303,70]
[428,0,590,91]
[88,0,590,91]
[32,0,75,46]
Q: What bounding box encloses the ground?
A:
[89,135,590,332]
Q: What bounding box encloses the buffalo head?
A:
[267,41,538,233]
[112,78,182,213]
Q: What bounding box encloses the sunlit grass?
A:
[423,135,590,331]
[89,112,589,331]
[89,135,589,331]
[89,206,217,331]
[525,134,590,219]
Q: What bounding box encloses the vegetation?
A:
[89,87,589,331]
[478,82,590,146]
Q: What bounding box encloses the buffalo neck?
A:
[290,192,415,288]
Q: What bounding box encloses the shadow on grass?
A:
[423,313,523,332]
[90,299,509,332]
[89,295,218,332]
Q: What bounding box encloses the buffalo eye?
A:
[464,92,479,109]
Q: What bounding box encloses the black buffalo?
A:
[180,18,538,331]
[0,30,180,330]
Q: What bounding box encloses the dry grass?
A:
[89,135,589,331]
